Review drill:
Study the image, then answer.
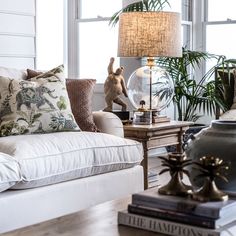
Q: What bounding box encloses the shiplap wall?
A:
[0,0,35,69]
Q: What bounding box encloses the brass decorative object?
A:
[192,156,229,202]
[103,57,128,112]
[158,152,193,196]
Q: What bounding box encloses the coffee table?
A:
[3,196,161,236]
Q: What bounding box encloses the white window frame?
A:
[67,0,193,80]
[194,0,236,54]
[192,0,236,78]
[181,0,193,50]
[67,0,122,80]
[203,0,236,52]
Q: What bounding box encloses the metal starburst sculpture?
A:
[192,156,230,202]
[158,152,193,197]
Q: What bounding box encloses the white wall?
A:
[0,0,36,69]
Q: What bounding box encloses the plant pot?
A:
[185,120,236,194]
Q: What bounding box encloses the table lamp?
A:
[118,11,182,124]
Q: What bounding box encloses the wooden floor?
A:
[148,155,170,188]
[3,196,162,236]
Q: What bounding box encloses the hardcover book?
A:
[128,204,236,229]
[132,187,236,219]
[118,210,236,236]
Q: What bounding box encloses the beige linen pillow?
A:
[0,65,80,136]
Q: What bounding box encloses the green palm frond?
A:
[156,47,228,121]
[109,0,170,27]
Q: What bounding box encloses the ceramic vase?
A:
[185,120,236,194]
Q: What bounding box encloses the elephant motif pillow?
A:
[0,65,80,136]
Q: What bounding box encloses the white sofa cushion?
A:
[0,152,21,192]
[0,132,143,189]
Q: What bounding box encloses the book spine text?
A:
[118,211,221,236]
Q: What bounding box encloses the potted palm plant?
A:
[156,47,227,122]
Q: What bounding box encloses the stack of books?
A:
[118,187,236,236]
[152,114,170,123]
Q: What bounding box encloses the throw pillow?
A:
[27,69,98,132]
[231,69,236,109]
[66,79,98,132]
[0,65,80,136]
[26,68,42,80]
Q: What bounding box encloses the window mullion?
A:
[206,20,236,25]
[77,0,82,19]
[77,17,111,23]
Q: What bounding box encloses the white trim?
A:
[0,32,35,38]
[76,17,111,23]
[205,20,236,25]
[67,0,78,78]
[182,20,192,25]
[0,10,35,17]
[0,54,35,58]
[191,0,205,80]
[204,0,208,22]
[192,0,204,51]
[63,0,68,76]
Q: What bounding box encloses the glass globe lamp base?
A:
[127,65,174,115]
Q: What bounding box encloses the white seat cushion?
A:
[0,152,21,192]
[0,132,143,189]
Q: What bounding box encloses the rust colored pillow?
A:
[27,69,98,132]
[66,79,98,132]
[26,69,42,79]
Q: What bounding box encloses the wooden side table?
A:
[123,121,193,189]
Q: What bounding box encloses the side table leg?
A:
[177,128,185,153]
[141,141,148,189]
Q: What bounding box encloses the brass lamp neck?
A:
[147,57,156,67]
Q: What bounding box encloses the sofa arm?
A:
[92,111,124,138]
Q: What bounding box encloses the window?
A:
[36,0,65,70]
[205,0,236,59]
[77,0,122,83]
[165,0,192,49]
[76,0,192,83]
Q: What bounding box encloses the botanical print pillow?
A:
[27,69,99,132]
[0,65,80,136]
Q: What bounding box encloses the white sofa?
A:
[0,68,144,234]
